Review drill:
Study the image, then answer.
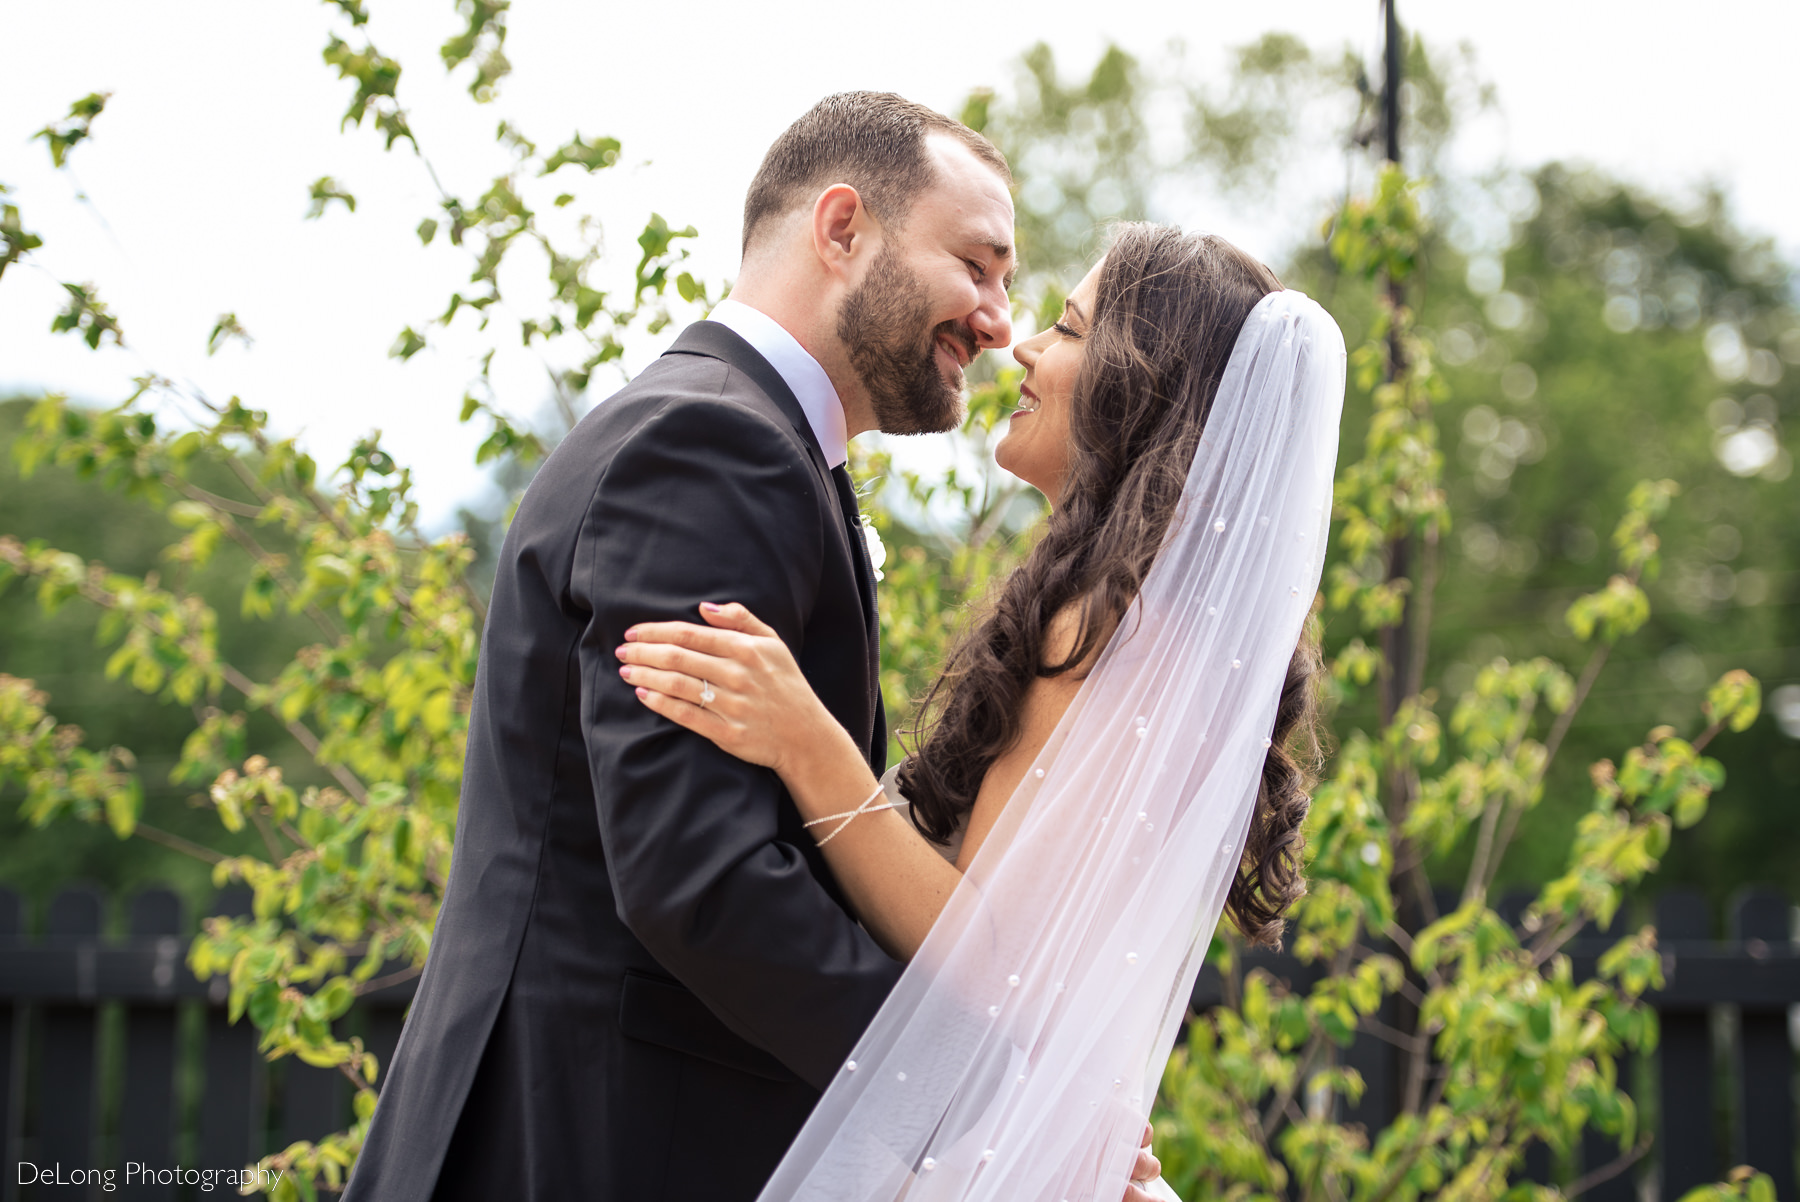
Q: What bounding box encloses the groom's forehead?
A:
[913,139,1018,280]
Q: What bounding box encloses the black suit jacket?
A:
[342,322,904,1202]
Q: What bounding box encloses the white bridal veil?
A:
[762,289,1346,1202]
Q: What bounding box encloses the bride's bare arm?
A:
[615,602,1087,960]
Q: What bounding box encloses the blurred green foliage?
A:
[0,397,291,920]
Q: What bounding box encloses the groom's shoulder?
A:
[580,366,801,466]
[567,325,813,463]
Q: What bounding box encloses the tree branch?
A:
[1479,571,1640,899]
[1358,1013,1429,1052]
[1403,522,1438,703]
[1364,1066,1455,1202]
[170,474,341,639]
[133,822,228,864]
[248,807,286,862]
[1690,716,1729,754]
[174,480,265,518]
[1564,1135,1652,1198]
[1263,1030,1329,1139]
[1,538,372,804]
[219,664,369,804]
[354,963,422,996]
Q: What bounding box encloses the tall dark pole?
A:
[1378,0,1411,741]
[1383,0,1403,166]
[1376,0,1434,1122]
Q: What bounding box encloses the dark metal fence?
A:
[2,883,1796,1199]
[0,885,412,1201]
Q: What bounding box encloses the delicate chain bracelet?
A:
[804,782,897,847]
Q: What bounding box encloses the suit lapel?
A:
[830,465,882,685]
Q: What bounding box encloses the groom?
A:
[342,94,1017,1201]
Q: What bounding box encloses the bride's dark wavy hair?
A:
[896,222,1322,949]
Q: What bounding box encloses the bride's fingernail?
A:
[618,666,632,680]
[700,602,723,614]
[624,629,639,641]
[634,686,649,700]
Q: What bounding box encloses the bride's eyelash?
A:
[1053,321,1081,339]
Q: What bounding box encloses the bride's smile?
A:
[995,258,1102,507]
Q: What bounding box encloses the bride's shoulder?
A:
[1042,600,1110,675]
[1044,605,1081,659]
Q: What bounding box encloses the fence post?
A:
[280,1045,347,1150]
[38,885,104,1180]
[1559,893,1636,1202]
[117,888,184,1199]
[1578,1076,1640,1202]
[1492,890,1556,1186]
[0,889,21,1202]
[363,1006,407,1096]
[1729,888,1795,1198]
[1658,888,1718,1197]
[1340,991,1397,1133]
[197,887,264,1169]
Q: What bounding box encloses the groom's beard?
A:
[838,245,973,436]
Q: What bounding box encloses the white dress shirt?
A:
[706,298,848,470]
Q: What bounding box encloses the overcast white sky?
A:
[3,0,1795,527]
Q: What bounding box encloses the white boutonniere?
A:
[861,516,886,582]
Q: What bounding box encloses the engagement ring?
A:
[700,681,715,708]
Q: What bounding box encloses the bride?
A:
[615,222,1345,1201]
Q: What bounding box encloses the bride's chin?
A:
[992,443,1033,491]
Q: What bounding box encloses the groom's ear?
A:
[811,184,877,279]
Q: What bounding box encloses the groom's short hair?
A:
[742,91,1011,253]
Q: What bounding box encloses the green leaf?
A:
[2,198,46,281]
[325,0,370,24]
[316,976,356,1021]
[305,176,357,220]
[1703,669,1761,733]
[34,92,110,168]
[959,87,993,133]
[389,326,427,361]
[206,312,252,355]
[247,980,281,1029]
[541,132,621,175]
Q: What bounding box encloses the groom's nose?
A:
[967,281,1013,352]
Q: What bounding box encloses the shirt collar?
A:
[707,298,848,469]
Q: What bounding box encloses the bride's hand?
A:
[616,602,835,777]
[1124,1121,1163,1202]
